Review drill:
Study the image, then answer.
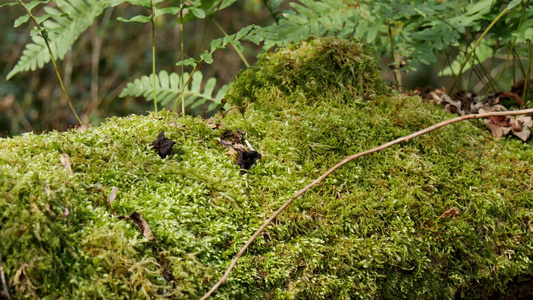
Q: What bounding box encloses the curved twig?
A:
[200,108,533,300]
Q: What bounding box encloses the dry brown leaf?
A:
[484,119,505,138]
[517,116,533,128]
[118,212,156,241]
[438,207,460,219]
[108,187,119,204]
[60,153,73,174]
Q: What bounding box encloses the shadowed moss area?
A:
[1,38,533,299]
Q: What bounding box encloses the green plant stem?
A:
[523,40,532,107]
[17,0,81,125]
[180,0,185,116]
[151,0,158,112]
[261,0,279,24]
[211,17,250,68]
[489,0,529,97]
[199,107,533,300]
[449,7,509,93]
[387,21,400,91]
[172,63,200,113]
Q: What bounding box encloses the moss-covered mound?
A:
[227,37,387,109]
[1,38,533,299]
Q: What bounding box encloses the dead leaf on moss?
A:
[206,118,223,130]
[220,129,243,144]
[108,187,118,204]
[438,207,460,219]
[60,153,73,174]
[118,212,156,241]
[512,116,533,141]
[152,132,176,159]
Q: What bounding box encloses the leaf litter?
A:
[415,87,533,141]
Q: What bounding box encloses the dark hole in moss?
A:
[152,131,176,159]
[156,255,175,284]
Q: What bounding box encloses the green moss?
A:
[226,37,387,110]
[1,38,533,299]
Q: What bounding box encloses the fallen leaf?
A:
[484,119,505,138]
[513,127,531,141]
[108,187,118,204]
[438,207,460,219]
[152,132,176,159]
[439,207,461,219]
[60,153,73,174]
[118,212,156,241]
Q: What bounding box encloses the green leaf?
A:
[176,58,199,67]
[7,0,115,80]
[200,51,213,64]
[189,7,206,19]
[524,28,533,41]
[155,6,182,17]
[117,15,152,23]
[119,70,231,111]
[14,15,31,27]
[0,1,20,8]
[507,0,522,10]
[220,0,237,10]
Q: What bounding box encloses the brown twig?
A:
[200,108,533,300]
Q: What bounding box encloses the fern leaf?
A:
[7,0,115,79]
[119,70,230,112]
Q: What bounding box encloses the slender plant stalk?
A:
[449,7,509,93]
[474,53,499,92]
[261,0,279,24]
[211,17,250,68]
[387,21,400,91]
[200,107,533,300]
[522,40,532,107]
[17,0,81,124]
[180,0,185,116]
[172,63,200,113]
[489,0,529,97]
[151,0,158,112]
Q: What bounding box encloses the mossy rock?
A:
[1,38,533,299]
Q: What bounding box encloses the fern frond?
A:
[7,0,116,79]
[175,0,361,66]
[119,70,230,112]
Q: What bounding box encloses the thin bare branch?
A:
[200,108,533,300]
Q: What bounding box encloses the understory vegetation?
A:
[1,37,533,299]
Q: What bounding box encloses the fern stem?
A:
[173,63,200,113]
[261,0,279,24]
[387,21,400,91]
[487,0,528,99]
[449,7,509,93]
[523,40,532,107]
[17,0,82,125]
[211,17,250,68]
[180,0,185,116]
[151,0,158,112]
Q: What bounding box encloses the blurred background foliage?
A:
[0,0,276,137]
[0,0,532,138]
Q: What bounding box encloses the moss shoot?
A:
[1,38,533,299]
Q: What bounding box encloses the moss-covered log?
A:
[1,38,532,299]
